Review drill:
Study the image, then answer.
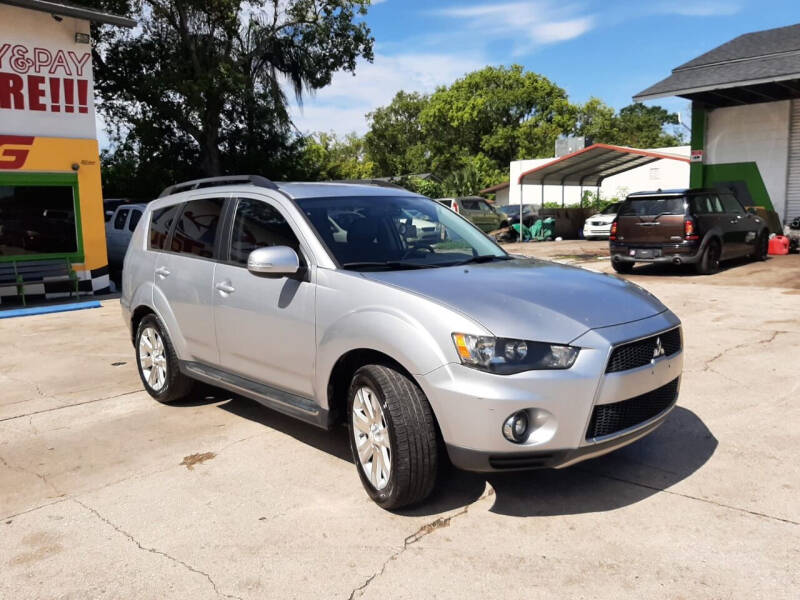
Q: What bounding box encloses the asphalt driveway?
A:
[1,246,798,599]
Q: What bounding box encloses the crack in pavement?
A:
[0,453,63,497]
[701,330,783,373]
[347,488,495,600]
[74,498,243,600]
[578,468,799,526]
[0,390,142,424]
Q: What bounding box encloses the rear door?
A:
[154,196,226,365]
[615,196,686,251]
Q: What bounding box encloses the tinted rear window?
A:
[619,197,685,217]
[170,198,224,258]
[149,204,181,251]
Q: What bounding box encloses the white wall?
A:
[706,101,790,222]
[505,146,690,207]
[0,4,95,139]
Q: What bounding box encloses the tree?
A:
[419,65,575,174]
[90,0,374,186]
[574,99,683,148]
[299,132,376,180]
[365,91,431,177]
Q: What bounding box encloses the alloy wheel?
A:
[351,385,392,490]
[138,326,167,391]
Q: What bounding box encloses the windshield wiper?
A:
[341,261,440,271]
[451,255,513,266]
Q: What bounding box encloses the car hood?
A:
[363,258,667,344]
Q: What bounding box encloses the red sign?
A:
[0,135,34,169]
[690,149,704,163]
[0,43,90,113]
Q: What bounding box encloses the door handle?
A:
[155,266,170,278]
[215,281,235,294]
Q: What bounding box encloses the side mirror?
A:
[247,246,300,276]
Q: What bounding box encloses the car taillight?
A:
[609,220,617,241]
[685,219,699,240]
[452,203,459,214]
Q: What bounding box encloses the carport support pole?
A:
[561,184,565,208]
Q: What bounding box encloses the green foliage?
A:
[420,65,574,174]
[299,132,376,181]
[365,91,431,177]
[575,99,684,148]
[91,0,374,193]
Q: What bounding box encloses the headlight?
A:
[452,333,579,374]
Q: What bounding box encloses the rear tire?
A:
[135,314,194,403]
[347,364,438,510]
[612,261,634,274]
[695,239,721,275]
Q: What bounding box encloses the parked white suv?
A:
[122,176,683,509]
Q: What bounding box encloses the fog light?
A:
[502,411,529,443]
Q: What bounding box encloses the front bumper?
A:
[418,311,682,472]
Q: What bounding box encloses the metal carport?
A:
[517,143,690,208]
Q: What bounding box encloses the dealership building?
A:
[0,0,134,302]
[636,22,800,225]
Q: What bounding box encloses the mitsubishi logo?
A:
[652,337,665,360]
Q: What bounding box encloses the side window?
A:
[720,194,744,215]
[170,198,224,258]
[114,208,129,230]
[480,201,494,213]
[129,209,142,232]
[149,204,181,250]
[460,200,478,210]
[229,198,301,266]
[691,195,712,214]
[711,195,724,213]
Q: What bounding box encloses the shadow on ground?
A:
[178,388,716,519]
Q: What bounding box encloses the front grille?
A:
[586,378,679,440]
[606,328,681,373]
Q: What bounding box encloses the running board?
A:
[180,361,328,429]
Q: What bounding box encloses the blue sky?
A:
[290,0,800,135]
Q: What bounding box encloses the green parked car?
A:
[437,196,508,233]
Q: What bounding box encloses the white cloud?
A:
[290,51,486,135]
[435,2,594,52]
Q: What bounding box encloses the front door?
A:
[153,196,225,365]
[213,195,316,398]
[718,193,750,257]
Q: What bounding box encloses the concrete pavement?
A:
[1,246,798,599]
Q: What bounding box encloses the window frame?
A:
[219,194,312,269]
[0,171,83,264]
[148,194,229,262]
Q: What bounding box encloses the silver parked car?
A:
[122,176,683,509]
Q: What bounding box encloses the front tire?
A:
[135,314,194,403]
[347,365,438,510]
[695,239,721,275]
[752,232,768,261]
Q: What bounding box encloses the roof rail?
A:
[328,179,408,191]
[158,175,279,198]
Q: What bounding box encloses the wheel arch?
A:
[325,348,420,427]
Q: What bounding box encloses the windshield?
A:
[618,197,685,217]
[297,195,508,270]
[601,203,621,215]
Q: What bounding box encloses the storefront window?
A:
[0,185,77,256]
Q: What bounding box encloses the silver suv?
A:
[122,175,683,509]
